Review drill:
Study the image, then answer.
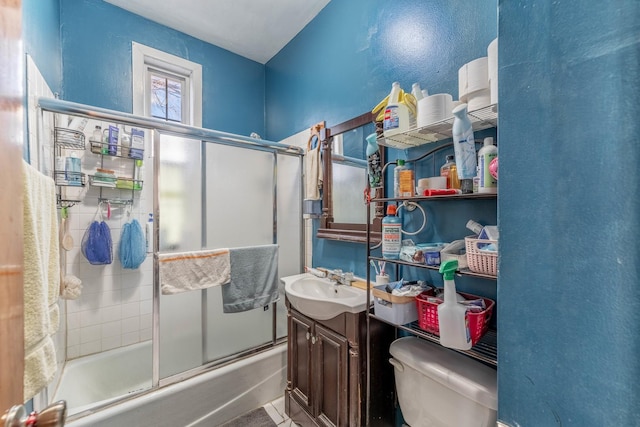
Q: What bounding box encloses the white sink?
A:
[282,273,370,320]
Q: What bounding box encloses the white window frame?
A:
[132,42,202,127]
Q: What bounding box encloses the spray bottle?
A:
[382,204,401,259]
[437,259,471,350]
[451,103,477,193]
[365,133,382,189]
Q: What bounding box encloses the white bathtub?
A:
[58,341,287,426]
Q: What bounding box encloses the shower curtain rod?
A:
[38,97,304,156]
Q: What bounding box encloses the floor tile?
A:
[263,402,285,424]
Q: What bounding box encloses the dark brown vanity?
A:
[285,302,395,427]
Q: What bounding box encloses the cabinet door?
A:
[314,324,349,427]
[289,310,314,414]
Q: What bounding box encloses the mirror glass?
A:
[318,113,383,243]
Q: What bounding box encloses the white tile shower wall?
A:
[55,116,155,359]
[280,129,314,268]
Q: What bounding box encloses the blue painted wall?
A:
[266,0,496,141]
[23,0,62,96]
[498,1,640,425]
[59,0,265,137]
[267,0,497,281]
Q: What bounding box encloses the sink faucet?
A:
[327,269,354,286]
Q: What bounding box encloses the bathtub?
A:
[57,341,287,426]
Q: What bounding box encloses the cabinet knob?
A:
[306,332,310,341]
[311,336,317,344]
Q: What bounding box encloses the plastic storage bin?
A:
[416,289,495,346]
[373,285,418,325]
[464,236,497,276]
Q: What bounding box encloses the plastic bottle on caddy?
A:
[437,259,472,350]
[451,103,477,193]
[477,137,498,194]
[394,159,414,197]
[383,82,411,138]
[146,213,154,253]
[365,133,382,189]
[382,204,401,259]
[440,155,460,189]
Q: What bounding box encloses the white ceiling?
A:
[105,0,331,64]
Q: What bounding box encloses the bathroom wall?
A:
[266,0,497,141]
[22,0,62,96]
[498,1,640,425]
[58,0,265,137]
[266,0,497,279]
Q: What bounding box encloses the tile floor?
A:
[262,396,299,426]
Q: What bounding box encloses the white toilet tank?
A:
[389,337,497,427]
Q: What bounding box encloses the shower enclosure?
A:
[36,98,304,421]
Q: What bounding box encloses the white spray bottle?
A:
[437,259,471,350]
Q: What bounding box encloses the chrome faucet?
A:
[327,269,354,286]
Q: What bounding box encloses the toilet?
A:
[389,337,497,427]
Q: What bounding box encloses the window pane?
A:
[167,78,182,122]
[151,75,167,119]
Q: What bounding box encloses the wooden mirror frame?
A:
[317,111,384,243]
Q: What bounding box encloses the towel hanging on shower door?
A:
[305,123,323,200]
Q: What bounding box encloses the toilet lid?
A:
[389,337,497,410]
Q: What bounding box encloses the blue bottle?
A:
[382,204,401,259]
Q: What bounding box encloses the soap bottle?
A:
[382,204,401,259]
[394,159,411,197]
[398,161,414,197]
[65,151,81,186]
[146,213,154,253]
[437,259,471,350]
[134,159,143,190]
[477,137,498,194]
[383,82,410,138]
[440,155,457,189]
[451,103,477,193]
[365,133,382,189]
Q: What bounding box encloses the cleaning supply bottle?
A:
[411,83,424,102]
[383,82,411,138]
[382,204,401,259]
[451,103,477,193]
[366,133,382,189]
[477,137,498,194]
[437,259,471,350]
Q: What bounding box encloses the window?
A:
[132,42,202,127]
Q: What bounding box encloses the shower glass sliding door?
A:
[158,135,204,378]
[158,134,302,379]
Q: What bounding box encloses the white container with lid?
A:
[389,337,497,427]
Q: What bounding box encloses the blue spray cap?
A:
[366,132,379,156]
[148,213,153,222]
[439,259,458,280]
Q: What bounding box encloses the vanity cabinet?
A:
[286,303,395,427]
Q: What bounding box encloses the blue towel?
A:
[222,244,279,313]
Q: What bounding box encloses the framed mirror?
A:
[317,112,384,243]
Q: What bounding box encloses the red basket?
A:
[415,289,495,346]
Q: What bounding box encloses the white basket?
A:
[464,236,498,276]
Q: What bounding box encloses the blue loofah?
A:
[81,221,113,265]
[118,219,147,269]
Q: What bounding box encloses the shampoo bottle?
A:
[437,260,471,350]
[393,159,410,197]
[383,82,410,138]
[451,103,477,193]
[477,137,498,194]
[440,155,457,189]
[365,133,382,189]
[382,204,401,259]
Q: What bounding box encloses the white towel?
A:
[305,131,323,200]
[22,160,60,400]
[159,249,231,295]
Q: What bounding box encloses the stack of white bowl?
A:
[458,57,491,111]
[488,38,498,107]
